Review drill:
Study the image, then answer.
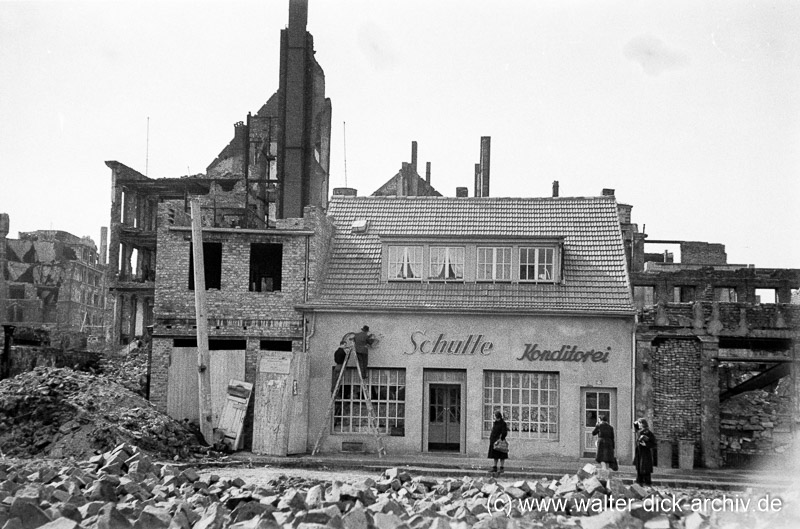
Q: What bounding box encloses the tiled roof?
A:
[308,196,634,314]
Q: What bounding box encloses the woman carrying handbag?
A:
[488,410,509,474]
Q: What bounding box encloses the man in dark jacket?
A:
[353,325,374,378]
[592,415,616,470]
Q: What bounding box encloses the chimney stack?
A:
[552,181,559,197]
[456,187,468,198]
[474,163,481,197]
[602,188,615,196]
[425,162,431,196]
[480,136,491,197]
[411,141,418,173]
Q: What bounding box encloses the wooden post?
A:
[190,200,214,444]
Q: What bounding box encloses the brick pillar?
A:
[699,336,721,468]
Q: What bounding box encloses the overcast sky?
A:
[1,0,798,268]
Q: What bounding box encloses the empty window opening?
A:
[8,285,25,299]
[188,242,222,290]
[249,243,282,292]
[260,340,293,351]
[755,289,776,304]
[673,286,696,302]
[714,287,738,302]
[633,286,655,309]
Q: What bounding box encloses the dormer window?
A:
[389,245,423,280]
[477,247,512,281]
[520,246,556,282]
[430,247,464,281]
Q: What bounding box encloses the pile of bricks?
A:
[0,367,204,460]
[96,342,150,398]
[1,454,796,529]
[720,389,794,456]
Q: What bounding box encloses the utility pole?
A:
[190,200,213,443]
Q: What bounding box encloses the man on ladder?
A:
[312,326,386,457]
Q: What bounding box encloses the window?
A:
[633,286,655,309]
[477,247,512,281]
[755,289,776,304]
[249,243,282,292]
[8,285,25,299]
[714,287,737,302]
[483,371,559,440]
[388,246,423,280]
[673,286,695,302]
[520,247,555,282]
[188,242,222,290]
[430,247,464,280]
[333,368,406,436]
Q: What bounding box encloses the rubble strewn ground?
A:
[0,366,204,460]
[0,446,797,529]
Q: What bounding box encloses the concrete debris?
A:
[0,455,797,529]
[0,367,205,459]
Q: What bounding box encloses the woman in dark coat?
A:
[633,418,657,485]
[487,410,509,474]
[591,415,616,469]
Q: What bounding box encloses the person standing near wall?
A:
[592,415,616,470]
[633,418,657,485]
[331,340,347,392]
[353,325,374,377]
[487,410,509,474]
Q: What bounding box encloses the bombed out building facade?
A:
[98,0,798,465]
[0,213,109,350]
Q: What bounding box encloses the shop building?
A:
[301,194,636,460]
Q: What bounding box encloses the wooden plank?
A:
[190,200,213,444]
[166,348,245,427]
[252,351,293,455]
[217,380,253,450]
[166,347,199,422]
[209,351,246,425]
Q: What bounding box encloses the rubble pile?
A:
[1,450,796,529]
[720,389,794,457]
[96,342,149,397]
[0,367,203,460]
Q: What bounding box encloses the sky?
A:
[1,0,798,268]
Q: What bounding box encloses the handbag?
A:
[493,439,509,453]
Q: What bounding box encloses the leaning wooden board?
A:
[216,379,253,450]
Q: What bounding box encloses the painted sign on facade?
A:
[518,344,612,363]
[404,331,493,356]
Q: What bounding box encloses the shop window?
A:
[333,368,406,436]
[388,245,423,280]
[673,286,695,302]
[249,243,282,292]
[633,286,655,309]
[483,371,559,440]
[477,247,512,281]
[714,287,737,302]
[8,285,25,299]
[188,242,222,290]
[519,247,556,282]
[430,247,464,281]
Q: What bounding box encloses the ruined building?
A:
[615,199,800,468]
[106,0,330,346]
[0,213,109,348]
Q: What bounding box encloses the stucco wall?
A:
[307,312,634,461]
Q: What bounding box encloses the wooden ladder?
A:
[311,348,386,457]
